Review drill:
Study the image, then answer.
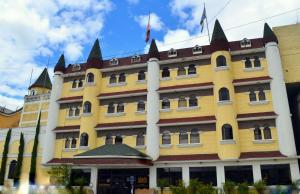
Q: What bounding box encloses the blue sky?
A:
[0,0,300,110]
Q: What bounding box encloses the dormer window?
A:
[110,58,119,65]
[240,38,251,48]
[192,45,202,54]
[168,48,177,58]
[131,55,141,63]
[72,64,81,71]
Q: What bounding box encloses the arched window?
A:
[75,107,80,116]
[8,160,17,179]
[137,101,145,112]
[254,56,261,67]
[136,134,145,146]
[72,79,77,88]
[219,88,230,101]
[190,129,200,144]
[138,70,146,81]
[105,135,113,145]
[245,57,252,68]
[117,102,124,113]
[162,67,170,78]
[222,124,233,140]
[65,138,70,148]
[109,74,117,84]
[30,89,37,96]
[177,66,186,76]
[107,102,115,113]
[119,73,126,83]
[83,101,91,113]
[189,95,198,107]
[188,64,196,75]
[78,79,83,87]
[162,131,171,145]
[216,55,227,67]
[249,89,257,102]
[80,133,89,146]
[87,73,94,83]
[69,107,74,117]
[115,135,123,144]
[71,138,77,148]
[258,89,266,101]
[263,125,272,139]
[179,131,188,144]
[178,96,187,108]
[254,126,262,140]
[162,98,170,109]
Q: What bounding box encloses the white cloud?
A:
[127,0,139,5]
[135,13,164,31]
[0,0,113,109]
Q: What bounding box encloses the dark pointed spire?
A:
[210,19,229,52]
[263,23,278,44]
[29,68,52,90]
[86,39,103,69]
[54,54,65,73]
[148,39,160,59]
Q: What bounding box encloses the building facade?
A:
[0,21,300,194]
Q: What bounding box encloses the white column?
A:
[252,163,262,182]
[42,72,63,164]
[290,160,300,181]
[182,165,190,186]
[146,58,160,160]
[265,42,296,156]
[216,164,225,188]
[149,166,157,188]
[90,167,98,194]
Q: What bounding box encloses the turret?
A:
[148,39,160,60]
[210,19,229,53]
[54,54,65,73]
[264,23,296,156]
[86,39,103,69]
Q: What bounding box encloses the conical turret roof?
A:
[86,39,103,69]
[263,23,278,44]
[54,54,65,73]
[210,19,229,52]
[148,39,160,59]
[29,68,52,90]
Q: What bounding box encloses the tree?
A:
[0,129,12,185]
[29,112,41,185]
[14,133,24,187]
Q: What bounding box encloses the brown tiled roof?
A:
[158,82,214,92]
[62,38,264,74]
[240,151,285,159]
[53,125,80,132]
[57,96,83,102]
[47,158,152,166]
[98,89,147,98]
[156,154,219,162]
[157,116,216,125]
[95,121,147,129]
[237,112,277,119]
[233,76,272,83]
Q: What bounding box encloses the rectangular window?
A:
[70,169,91,186]
[224,165,253,184]
[189,167,217,186]
[157,167,182,186]
[261,164,291,185]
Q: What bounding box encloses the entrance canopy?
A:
[47,144,152,167]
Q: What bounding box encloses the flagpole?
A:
[204,3,211,43]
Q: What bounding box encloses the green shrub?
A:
[223,180,236,194]
[196,182,217,194]
[170,180,187,194]
[157,178,169,194]
[188,179,199,194]
[237,182,249,194]
[253,180,266,194]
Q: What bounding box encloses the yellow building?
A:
[0,107,22,129]
[0,21,300,193]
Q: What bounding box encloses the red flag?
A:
[145,13,151,43]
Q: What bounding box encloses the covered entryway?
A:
[73,143,152,194]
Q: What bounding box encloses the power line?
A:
[208,0,232,24]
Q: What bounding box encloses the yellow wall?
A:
[0,111,21,129]
[274,23,300,83]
